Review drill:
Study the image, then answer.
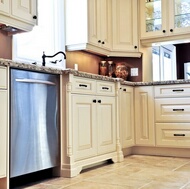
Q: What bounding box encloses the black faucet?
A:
[42,51,66,66]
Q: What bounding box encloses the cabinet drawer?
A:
[155,98,190,122]
[96,81,115,96]
[154,84,190,98]
[71,77,96,94]
[0,66,7,89]
[156,123,190,148]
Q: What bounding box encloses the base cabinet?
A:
[135,86,155,146]
[119,85,135,148]
[61,75,120,178]
[0,66,8,189]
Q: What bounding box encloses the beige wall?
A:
[0,31,12,59]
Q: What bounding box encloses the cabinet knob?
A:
[33,15,37,19]
[98,100,101,103]
[102,41,105,44]
[134,46,137,49]
[163,30,166,33]
[93,99,96,103]
[170,29,173,32]
[98,40,101,43]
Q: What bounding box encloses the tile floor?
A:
[15,155,190,189]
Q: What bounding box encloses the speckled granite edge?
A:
[1,58,190,86]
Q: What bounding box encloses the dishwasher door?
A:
[10,69,60,178]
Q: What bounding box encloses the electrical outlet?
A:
[131,68,138,76]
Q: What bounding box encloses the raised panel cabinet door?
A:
[135,86,155,146]
[88,0,112,49]
[0,90,7,178]
[119,86,134,148]
[72,95,97,161]
[112,0,138,52]
[0,0,9,15]
[97,96,116,154]
[11,0,37,25]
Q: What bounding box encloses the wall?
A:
[0,31,12,59]
[66,51,142,82]
[175,43,190,79]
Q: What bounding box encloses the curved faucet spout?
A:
[42,51,66,66]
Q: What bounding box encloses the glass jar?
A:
[115,63,129,80]
[99,61,107,76]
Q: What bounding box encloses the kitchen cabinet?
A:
[135,86,155,146]
[0,0,37,32]
[0,66,8,189]
[65,0,141,57]
[140,0,190,45]
[155,84,190,148]
[118,85,135,148]
[61,74,120,178]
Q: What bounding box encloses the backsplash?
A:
[0,31,12,59]
[66,51,142,82]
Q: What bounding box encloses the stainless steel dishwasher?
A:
[10,68,60,178]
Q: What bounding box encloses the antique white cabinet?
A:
[140,0,190,45]
[134,86,155,146]
[0,0,37,32]
[118,85,135,148]
[155,84,190,148]
[0,66,8,189]
[65,0,141,57]
[61,74,120,178]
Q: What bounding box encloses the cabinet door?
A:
[140,0,168,39]
[11,0,37,25]
[72,95,97,161]
[119,86,134,148]
[88,0,112,49]
[135,86,155,146]
[0,0,9,15]
[97,96,116,154]
[0,90,7,178]
[112,0,139,52]
[168,0,190,35]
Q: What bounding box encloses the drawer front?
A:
[155,98,190,122]
[71,77,96,94]
[96,81,115,96]
[156,123,190,148]
[0,66,7,89]
[154,84,190,98]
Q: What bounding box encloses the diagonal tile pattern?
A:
[14,155,190,189]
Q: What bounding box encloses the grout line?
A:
[172,161,190,172]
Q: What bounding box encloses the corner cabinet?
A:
[0,0,37,32]
[140,0,190,45]
[134,86,155,146]
[0,66,8,189]
[65,0,141,57]
[61,74,122,178]
[118,85,135,148]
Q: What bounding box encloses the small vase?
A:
[99,61,107,76]
[115,63,129,80]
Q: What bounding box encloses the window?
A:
[12,0,65,69]
[152,45,177,81]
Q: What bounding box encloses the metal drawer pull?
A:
[93,99,96,103]
[102,87,109,90]
[98,100,101,103]
[173,109,184,111]
[172,89,184,92]
[79,84,87,87]
[123,89,126,92]
[174,134,185,137]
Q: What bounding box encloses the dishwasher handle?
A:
[15,78,56,85]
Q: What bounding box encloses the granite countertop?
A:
[1,58,190,86]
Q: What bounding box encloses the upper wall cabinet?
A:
[65,0,141,57]
[140,0,190,46]
[0,0,37,32]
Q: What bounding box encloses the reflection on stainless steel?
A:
[10,69,60,178]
